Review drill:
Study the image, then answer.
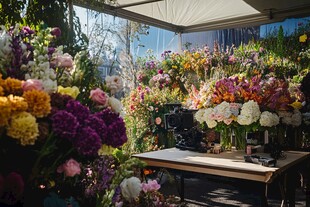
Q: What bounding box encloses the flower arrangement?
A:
[0,24,182,207]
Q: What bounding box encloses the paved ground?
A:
[158,171,306,207]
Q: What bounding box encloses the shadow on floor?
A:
[158,171,306,207]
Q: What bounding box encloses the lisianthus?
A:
[141,180,160,193]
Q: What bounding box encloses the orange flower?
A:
[8,94,28,113]
[0,96,11,127]
[3,77,23,96]
[22,90,51,118]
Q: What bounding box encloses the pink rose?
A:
[22,79,44,91]
[57,158,81,177]
[90,88,109,106]
[223,118,233,125]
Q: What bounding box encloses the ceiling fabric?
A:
[73,0,310,33]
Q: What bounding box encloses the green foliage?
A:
[0,0,26,26]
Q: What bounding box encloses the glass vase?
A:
[234,127,246,150]
[220,127,231,150]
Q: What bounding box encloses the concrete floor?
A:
[158,171,307,207]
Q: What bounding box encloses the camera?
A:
[164,103,207,152]
[164,103,196,131]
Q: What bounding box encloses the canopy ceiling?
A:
[73,0,310,33]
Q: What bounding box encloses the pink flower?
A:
[52,53,73,69]
[22,79,44,91]
[158,69,163,74]
[141,180,160,193]
[223,118,233,125]
[57,158,81,177]
[90,88,109,106]
[51,27,61,37]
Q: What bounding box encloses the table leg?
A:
[260,183,269,207]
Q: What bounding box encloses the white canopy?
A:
[73,0,310,33]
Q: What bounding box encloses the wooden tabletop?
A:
[132,148,310,183]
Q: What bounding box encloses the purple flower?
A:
[66,99,90,123]
[84,115,108,142]
[22,26,35,35]
[51,110,79,140]
[73,127,102,156]
[50,93,73,114]
[95,109,119,125]
[51,27,61,37]
[106,117,127,148]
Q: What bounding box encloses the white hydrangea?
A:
[278,109,302,127]
[194,109,206,124]
[213,101,231,120]
[204,108,217,128]
[237,100,261,125]
[259,111,280,127]
[120,177,142,201]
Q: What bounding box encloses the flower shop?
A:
[1,1,310,207]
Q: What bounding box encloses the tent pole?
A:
[178,32,182,53]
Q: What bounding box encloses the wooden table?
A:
[133,148,310,207]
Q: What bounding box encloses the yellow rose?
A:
[299,34,307,43]
[58,86,80,99]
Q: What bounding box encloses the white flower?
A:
[259,111,279,127]
[194,109,206,124]
[108,97,123,114]
[120,177,142,201]
[204,108,217,128]
[237,100,261,125]
[105,75,123,95]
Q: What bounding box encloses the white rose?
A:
[108,97,123,114]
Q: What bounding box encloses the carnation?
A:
[73,127,102,156]
[22,90,51,118]
[6,112,39,145]
[51,110,79,140]
[65,99,90,123]
[0,96,12,127]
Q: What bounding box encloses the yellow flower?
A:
[58,85,80,99]
[289,101,302,110]
[23,90,51,118]
[2,77,23,95]
[0,96,11,127]
[183,62,191,70]
[6,111,39,145]
[8,94,28,113]
[299,34,307,43]
[98,144,116,155]
[171,65,178,69]
[194,52,200,59]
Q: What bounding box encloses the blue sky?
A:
[75,6,310,58]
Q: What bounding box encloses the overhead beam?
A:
[115,0,164,9]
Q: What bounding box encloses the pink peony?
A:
[22,79,44,91]
[141,179,160,193]
[90,88,109,106]
[57,158,81,177]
